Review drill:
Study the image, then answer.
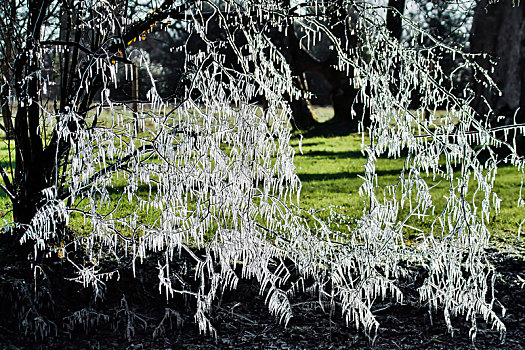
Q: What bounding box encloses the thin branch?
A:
[40,40,132,64]
[59,144,155,200]
[414,122,525,139]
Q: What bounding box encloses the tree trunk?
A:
[0,92,14,139]
[325,0,363,129]
[7,0,61,258]
[282,2,365,132]
[386,0,405,42]
[289,40,363,131]
[330,86,362,129]
[519,5,525,120]
[132,63,141,133]
[386,0,406,114]
[470,0,525,155]
[282,2,318,131]
[470,0,524,124]
[1,26,15,138]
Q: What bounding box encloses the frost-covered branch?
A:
[0,0,520,342]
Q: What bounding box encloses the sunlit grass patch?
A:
[292,118,525,248]
[1,105,524,251]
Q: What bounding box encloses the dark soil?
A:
[0,251,524,350]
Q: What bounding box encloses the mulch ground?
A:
[1,251,524,350]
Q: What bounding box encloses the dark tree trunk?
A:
[282,1,318,130]
[470,0,524,124]
[132,64,142,132]
[7,0,58,258]
[324,0,363,129]
[0,91,14,139]
[386,0,405,42]
[288,96,317,130]
[470,0,525,155]
[278,0,367,132]
[0,6,15,139]
[519,6,525,120]
[386,0,406,113]
[282,0,365,132]
[288,38,363,131]
[283,66,317,130]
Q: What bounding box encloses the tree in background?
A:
[387,0,405,41]
[0,0,520,342]
[0,1,16,138]
[285,0,364,131]
[470,0,525,130]
[405,0,473,112]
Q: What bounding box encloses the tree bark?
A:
[0,88,14,139]
[470,0,524,124]
[386,0,405,42]
[291,48,361,129]
[0,2,16,139]
[12,1,54,222]
[132,64,141,132]
[386,0,405,103]
[324,0,362,127]
[283,1,365,132]
[281,1,318,130]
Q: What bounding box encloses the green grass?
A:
[291,126,525,249]
[0,135,14,225]
[1,106,524,250]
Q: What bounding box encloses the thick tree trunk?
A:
[289,96,317,130]
[283,3,318,131]
[324,0,364,129]
[288,41,364,131]
[386,0,406,114]
[280,0,366,132]
[386,0,405,42]
[470,0,525,155]
[12,170,51,225]
[7,0,60,258]
[1,38,15,138]
[331,86,361,128]
[470,0,524,124]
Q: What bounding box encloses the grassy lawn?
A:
[1,105,524,251]
[292,124,525,250]
[0,136,14,227]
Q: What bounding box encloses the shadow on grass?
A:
[300,121,360,138]
[300,150,365,159]
[299,168,403,182]
[294,140,324,147]
[105,183,157,196]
